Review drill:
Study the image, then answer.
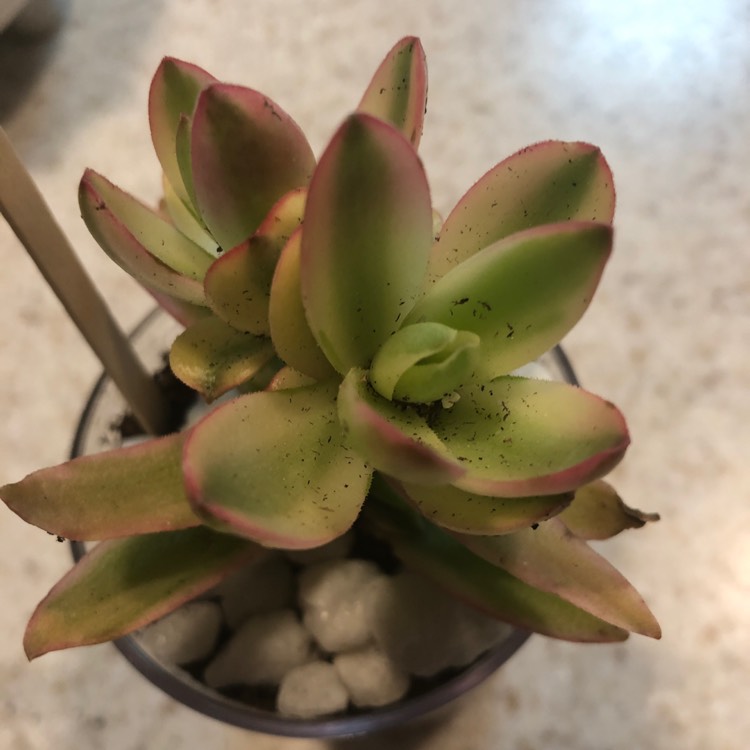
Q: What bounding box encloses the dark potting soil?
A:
[114,354,197,439]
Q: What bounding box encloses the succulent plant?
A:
[1,37,660,661]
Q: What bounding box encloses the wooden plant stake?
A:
[0,127,169,435]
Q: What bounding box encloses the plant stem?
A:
[0,128,170,436]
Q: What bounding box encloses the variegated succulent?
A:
[1,38,660,660]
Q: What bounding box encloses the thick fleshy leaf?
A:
[80,170,212,280]
[369,322,480,403]
[428,140,616,283]
[431,377,629,497]
[204,189,307,335]
[79,172,206,305]
[169,316,274,401]
[268,228,337,379]
[148,57,217,209]
[161,173,219,256]
[147,289,211,328]
[175,114,201,218]
[454,519,661,637]
[203,237,278,334]
[191,84,315,250]
[400,481,572,535]
[408,222,612,378]
[560,480,660,540]
[357,36,427,147]
[338,368,465,486]
[363,485,628,642]
[301,113,433,374]
[0,434,199,541]
[268,366,316,391]
[183,382,371,548]
[24,527,263,658]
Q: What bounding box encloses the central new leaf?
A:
[301,113,433,374]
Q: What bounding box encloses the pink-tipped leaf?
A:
[431,377,630,497]
[408,222,613,378]
[204,188,306,335]
[191,84,315,250]
[169,315,275,401]
[400,481,572,535]
[79,171,206,305]
[149,58,217,209]
[24,527,263,659]
[454,519,661,637]
[301,113,433,374]
[363,488,629,642]
[80,170,212,279]
[428,140,616,283]
[0,434,199,541]
[268,228,337,380]
[338,368,465,486]
[183,382,371,548]
[357,36,428,147]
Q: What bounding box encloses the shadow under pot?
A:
[69,308,577,739]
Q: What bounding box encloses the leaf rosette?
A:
[1,38,661,655]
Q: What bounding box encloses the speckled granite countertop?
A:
[1,2,748,748]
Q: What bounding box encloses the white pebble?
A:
[137,600,222,666]
[367,572,511,677]
[204,609,313,689]
[334,644,410,707]
[214,553,294,628]
[298,559,382,652]
[277,661,349,718]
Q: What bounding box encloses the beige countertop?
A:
[1,1,748,748]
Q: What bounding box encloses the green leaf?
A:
[400,481,572,535]
[204,188,306,336]
[148,57,216,210]
[338,368,465,485]
[408,222,613,378]
[169,316,275,401]
[369,322,480,403]
[183,382,372,548]
[431,377,629,497]
[191,84,315,250]
[0,434,199,541]
[175,114,201,218]
[363,489,629,642]
[301,113,433,374]
[268,366,316,391]
[161,172,219,256]
[268,228,338,380]
[560,480,660,540]
[24,527,263,658]
[454,519,661,637]
[79,171,207,306]
[427,140,616,283]
[80,170,212,280]
[357,36,428,147]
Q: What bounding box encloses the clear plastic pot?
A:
[69,308,577,738]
